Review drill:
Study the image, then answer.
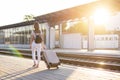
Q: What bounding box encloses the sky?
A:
[0,0,96,26]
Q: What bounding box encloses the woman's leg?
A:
[36,44,41,67]
[32,44,37,66]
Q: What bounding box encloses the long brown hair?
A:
[34,21,41,33]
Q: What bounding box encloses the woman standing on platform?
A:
[30,21,45,68]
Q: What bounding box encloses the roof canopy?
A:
[35,0,120,26]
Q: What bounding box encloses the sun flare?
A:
[93,8,110,25]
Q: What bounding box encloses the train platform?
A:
[51,49,120,58]
[53,49,120,54]
[1,47,120,56]
[0,54,120,80]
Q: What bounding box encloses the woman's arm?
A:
[30,35,34,49]
[41,34,46,49]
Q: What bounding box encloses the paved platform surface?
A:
[0,54,120,80]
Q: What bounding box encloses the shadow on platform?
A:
[0,67,34,80]
[15,67,75,80]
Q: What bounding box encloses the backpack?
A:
[34,31,42,43]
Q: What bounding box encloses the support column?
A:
[45,23,50,49]
[88,17,94,51]
[118,34,120,50]
[50,27,55,49]
[59,23,63,48]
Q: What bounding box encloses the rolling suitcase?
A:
[41,50,60,69]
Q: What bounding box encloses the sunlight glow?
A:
[65,22,70,30]
[9,45,23,57]
[65,19,80,30]
[65,20,73,30]
[99,62,105,65]
[93,8,110,25]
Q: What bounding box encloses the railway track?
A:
[0,48,120,71]
[57,53,120,71]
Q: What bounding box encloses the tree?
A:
[24,14,35,21]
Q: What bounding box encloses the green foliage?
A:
[24,14,35,21]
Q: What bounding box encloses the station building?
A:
[0,0,120,50]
